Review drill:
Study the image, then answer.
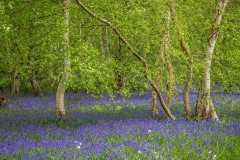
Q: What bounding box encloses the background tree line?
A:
[0,0,239,120]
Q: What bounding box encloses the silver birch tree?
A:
[197,0,229,120]
[150,5,175,119]
[56,0,71,120]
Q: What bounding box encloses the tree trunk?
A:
[31,69,42,96]
[12,70,20,95]
[166,70,175,109]
[170,0,194,119]
[183,54,193,119]
[56,0,71,120]
[79,22,82,38]
[100,36,104,53]
[165,53,175,109]
[150,8,168,119]
[195,80,202,116]
[150,6,175,119]
[164,9,175,109]
[115,37,125,91]
[103,25,110,54]
[27,48,42,96]
[196,0,228,120]
[76,0,176,120]
[150,89,159,119]
[180,38,193,119]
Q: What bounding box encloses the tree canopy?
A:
[0,0,239,120]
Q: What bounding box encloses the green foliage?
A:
[0,0,239,97]
[212,2,240,90]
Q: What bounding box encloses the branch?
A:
[75,0,145,62]
[75,0,176,120]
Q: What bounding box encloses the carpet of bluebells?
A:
[0,92,240,160]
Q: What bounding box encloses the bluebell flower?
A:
[204,139,210,146]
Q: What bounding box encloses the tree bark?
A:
[103,25,110,54]
[115,37,125,91]
[150,89,159,119]
[180,37,193,119]
[170,0,205,120]
[196,0,228,120]
[164,9,175,109]
[171,0,193,118]
[76,0,176,120]
[56,0,71,120]
[150,6,176,119]
[31,69,42,96]
[12,70,20,95]
[100,26,110,58]
[27,49,42,96]
[100,35,104,53]
[150,8,169,119]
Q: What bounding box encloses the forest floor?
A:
[0,92,240,159]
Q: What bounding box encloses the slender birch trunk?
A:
[31,69,42,96]
[76,0,176,120]
[100,36,104,53]
[12,70,20,95]
[197,0,228,120]
[165,9,175,109]
[115,37,125,91]
[56,0,71,120]
[103,25,110,54]
[150,13,166,119]
[28,48,42,96]
[195,80,202,116]
[170,0,193,118]
[100,25,110,54]
[150,6,175,119]
[150,89,159,119]
[180,37,193,119]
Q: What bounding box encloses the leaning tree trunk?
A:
[196,0,228,120]
[12,70,20,95]
[56,0,71,120]
[76,0,176,120]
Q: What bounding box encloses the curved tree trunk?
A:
[56,0,71,120]
[180,38,193,119]
[76,0,176,120]
[170,0,193,119]
[196,0,228,120]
